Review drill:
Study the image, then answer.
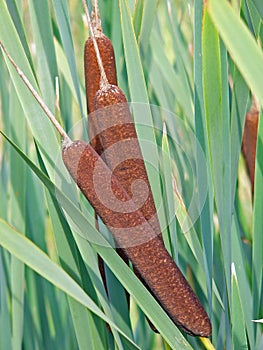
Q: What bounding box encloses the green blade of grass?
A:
[0,0,61,178]
[231,263,248,349]
[208,0,263,107]
[160,123,178,259]
[138,0,158,52]
[252,110,263,341]
[150,29,193,122]
[202,5,232,299]
[194,0,214,322]
[9,85,26,350]
[28,0,58,109]
[230,67,249,207]
[44,191,108,350]
[5,0,34,70]
[232,212,254,347]
[0,250,12,350]
[251,0,263,21]
[0,218,140,350]
[51,0,84,118]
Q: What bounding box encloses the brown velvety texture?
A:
[84,34,117,153]
[62,140,212,337]
[242,110,259,196]
[93,84,161,236]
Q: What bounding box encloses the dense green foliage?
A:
[0,1,263,349]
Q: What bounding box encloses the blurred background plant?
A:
[0,0,262,349]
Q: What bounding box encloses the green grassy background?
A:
[0,0,263,349]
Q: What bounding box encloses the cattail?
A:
[94,85,161,236]
[83,0,129,307]
[81,1,211,337]
[62,140,212,337]
[1,8,212,335]
[83,0,161,237]
[84,1,117,153]
[242,97,259,196]
[83,1,162,332]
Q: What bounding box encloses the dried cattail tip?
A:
[62,140,212,337]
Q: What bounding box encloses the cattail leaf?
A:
[0,218,140,350]
[0,0,61,178]
[51,0,84,118]
[9,85,26,350]
[252,111,263,338]
[28,0,58,110]
[231,263,248,349]
[208,0,263,107]
[0,251,12,350]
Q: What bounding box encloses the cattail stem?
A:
[82,0,109,88]
[0,41,72,146]
[92,0,101,32]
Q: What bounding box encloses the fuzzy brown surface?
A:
[242,110,259,194]
[84,34,117,152]
[62,140,212,337]
[93,84,161,235]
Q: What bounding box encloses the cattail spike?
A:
[82,0,109,88]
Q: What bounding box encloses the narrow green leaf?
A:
[0,250,12,350]
[9,86,26,350]
[251,0,263,22]
[51,0,84,118]
[232,213,254,347]
[252,110,263,338]
[230,68,249,206]
[0,0,61,178]
[208,0,263,107]
[160,123,178,260]
[0,219,140,349]
[202,5,232,297]
[28,0,58,109]
[231,263,249,349]
[194,0,213,319]
[138,0,159,52]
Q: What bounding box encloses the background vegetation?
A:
[0,0,263,349]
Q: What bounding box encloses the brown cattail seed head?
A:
[84,35,117,154]
[62,140,212,337]
[93,85,161,236]
[242,109,259,194]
